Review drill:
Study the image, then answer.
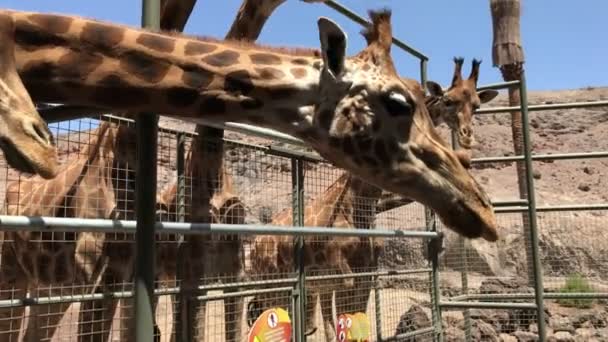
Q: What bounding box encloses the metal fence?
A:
[0,1,607,342]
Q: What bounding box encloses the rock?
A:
[553,331,575,342]
[499,333,517,342]
[574,328,597,342]
[394,304,431,336]
[551,316,575,333]
[471,320,499,341]
[578,183,591,191]
[513,330,539,341]
[583,166,594,175]
[442,234,503,276]
[533,170,542,179]
[530,119,540,128]
[479,278,531,294]
[444,326,465,342]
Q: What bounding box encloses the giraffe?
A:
[0,119,140,342]
[246,72,497,341]
[2,7,499,243]
[424,57,499,150]
[0,11,58,178]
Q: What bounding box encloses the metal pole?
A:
[174,132,187,342]
[519,72,547,340]
[134,1,160,341]
[291,158,306,341]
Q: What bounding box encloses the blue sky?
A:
[3,0,606,91]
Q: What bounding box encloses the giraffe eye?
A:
[382,92,412,117]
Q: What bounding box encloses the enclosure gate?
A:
[1,1,608,342]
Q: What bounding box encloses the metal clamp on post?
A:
[425,231,444,262]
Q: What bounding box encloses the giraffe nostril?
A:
[31,122,54,147]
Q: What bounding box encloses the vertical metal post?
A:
[291,158,306,341]
[450,131,471,342]
[420,58,443,342]
[519,73,546,340]
[174,132,186,342]
[134,1,160,341]
[419,59,428,85]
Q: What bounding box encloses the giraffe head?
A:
[0,13,58,179]
[425,58,499,149]
[311,9,498,241]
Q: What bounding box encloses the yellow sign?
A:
[336,312,370,342]
[247,307,292,342]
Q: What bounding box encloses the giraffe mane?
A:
[163,29,322,57]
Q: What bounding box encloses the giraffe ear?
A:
[318,17,347,77]
[425,81,444,97]
[477,89,499,104]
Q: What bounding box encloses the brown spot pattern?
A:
[81,22,125,49]
[290,67,307,79]
[57,51,103,80]
[28,14,73,34]
[119,51,170,83]
[136,33,176,53]
[374,140,391,165]
[15,20,68,51]
[181,66,214,89]
[224,70,254,95]
[94,75,151,106]
[255,67,285,80]
[184,41,217,55]
[202,50,240,67]
[166,87,199,107]
[291,58,310,65]
[250,53,282,65]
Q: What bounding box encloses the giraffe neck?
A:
[9,10,322,136]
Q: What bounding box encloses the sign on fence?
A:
[247,308,292,342]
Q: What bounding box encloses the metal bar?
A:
[199,277,298,291]
[459,292,608,301]
[0,215,440,238]
[519,73,547,340]
[476,80,520,91]
[197,286,295,302]
[174,132,186,342]
[321,0,428,60]
[420,59,428,86]
[292,158,306,341]
[496,203,608,213]
[476,100,608,115]
[306,268,432,282]
[135,2,160,341]
[382,327,435,341]
[440,301,537,310]
[0,285,300,309]
[472,151,608,164]
[492,199,528,206]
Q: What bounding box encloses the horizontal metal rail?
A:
[197,286,294,301]
[472,150,608,164]
[306,268,431,282]
[382,327,435,341]
[0,216,438,239]
[0,285,295,309]
[476,100,608,115]
[439,301,537,310]
[476,80,520,91]
[321,1,428,60]
[454,292,608,301]
[495,203,608,213]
